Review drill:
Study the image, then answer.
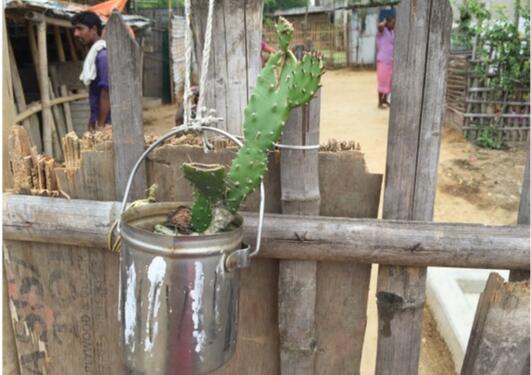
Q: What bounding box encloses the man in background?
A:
[72,11,111,131]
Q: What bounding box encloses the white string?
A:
[182,0,318,154]
[197,0,215,113]
[183,0,192,127]
[182,0,218,152]
[233,136,320,150]
[274,143,320,150]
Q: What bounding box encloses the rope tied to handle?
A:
[182,0,219,152]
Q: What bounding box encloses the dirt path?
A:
[144,68,527,374]
[320,69,526,374]
[320,69,526,226]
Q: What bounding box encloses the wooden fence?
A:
[263,23,348,68]
[445,51,530,143]
[3,2,530,375]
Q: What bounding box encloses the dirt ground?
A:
[143,68,527,374]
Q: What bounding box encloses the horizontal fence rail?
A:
[4,194,529,269]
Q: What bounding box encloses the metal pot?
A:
[120,202,243,375]
[117,126,264,375]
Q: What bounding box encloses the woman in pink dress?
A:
[376,11,396,109]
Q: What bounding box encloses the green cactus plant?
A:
[181,17,323,234]
[182,163,226,232]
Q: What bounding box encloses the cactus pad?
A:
[182,17,324,232]
[182,163,226,232]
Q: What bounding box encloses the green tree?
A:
[264,0,308,13]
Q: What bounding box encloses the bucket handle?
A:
[117,124,265,267]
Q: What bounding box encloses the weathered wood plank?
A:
[4,241,122,375]
[224,0,247,135]
[375,1,453,374]
[107,11,146,201]
[3,271,21,375]
[510,151,530,281]
[210,259,281,375]
[244,0,263,101]
[190,0,263,135]
[460,273,530,375]
[3,195,529,270]
[315,261,371,375]
[55,142,116,201]
[279,89,321,374]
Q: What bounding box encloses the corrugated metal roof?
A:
[5,0,152,30]
[272,6,333,17]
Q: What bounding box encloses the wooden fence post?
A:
[510,151,530,281]
[278,86,321,374]
[461,273,530,375]
[375,1,452,374]
[190,0,263,135]
[107,11,146,201]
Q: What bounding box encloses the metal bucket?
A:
[117,126,264,375]
[120,202,243,375]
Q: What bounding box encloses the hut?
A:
[4,0,151,162]
[265,1,399,68]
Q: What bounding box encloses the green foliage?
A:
[474,16,530,94]
[264,0,308,14]
[476,125,503,149]
[451,0,491,50]
[135,0,184,10]
[451,0,529,149]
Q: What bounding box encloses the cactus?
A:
[181,17,323,234]
[182,163,226,232]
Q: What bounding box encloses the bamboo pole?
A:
[28,22,54,156]
[278,48,321,372]
[3,196,529,270]
[36,22,55,157]
[3,20,16,190]
[53,25,74,133]
[15,92,88,123]
[7,34,42,152]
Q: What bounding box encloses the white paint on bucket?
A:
[145,257,167,352]
[124,262,137,352]
[190,261,207,356]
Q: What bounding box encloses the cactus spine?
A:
[182,17,323,233]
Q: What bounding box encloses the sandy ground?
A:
[143,69,527,374]
[320,69,526,374]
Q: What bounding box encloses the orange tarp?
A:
[87,0,128,18]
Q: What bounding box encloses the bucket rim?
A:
[119,202,243,257]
